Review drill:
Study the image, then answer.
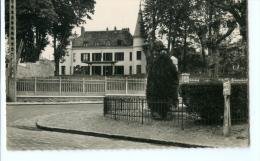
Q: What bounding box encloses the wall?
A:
[17,59,55,78]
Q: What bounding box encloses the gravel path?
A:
[37,110,249,148]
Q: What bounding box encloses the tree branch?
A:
[215,23,237,45]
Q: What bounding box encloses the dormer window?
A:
[83,41,88,47]
[117,40,122,46]
[106,40,111,46]
[95,42,100,46]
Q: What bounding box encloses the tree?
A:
[210,0,247,40]
[5,0,58,62]
[51,0,95,75]
[146,54,179,120]
[143,0,197,73]
[191,0,238,77]
[5,0,95,75]
[142,0,162,72]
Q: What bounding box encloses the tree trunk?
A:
[53,33,59,76]
[167,25,172,54]
[183,26,188,73]
[171,37,176,56]
[213,47,220,78]
[207,1,213,77]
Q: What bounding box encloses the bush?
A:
[180,82,248,124]
[230,83,248,123]
[146,54,179,120]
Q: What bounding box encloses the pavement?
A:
[35,108,249,148]
[7,104,169,150]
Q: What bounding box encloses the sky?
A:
[41,0,141,60]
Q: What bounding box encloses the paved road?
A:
[6,104,169,150]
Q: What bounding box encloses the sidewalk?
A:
[36,111,249,148]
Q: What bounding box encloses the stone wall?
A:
[17,59,55,78]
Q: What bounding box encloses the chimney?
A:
[114,26,117,31]
[106,27,109,31]
[81,27,85,36]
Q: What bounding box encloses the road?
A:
[6,104,170,150]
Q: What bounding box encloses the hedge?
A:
[146,54,179,120]
[180,81,248,124]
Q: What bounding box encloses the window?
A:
[94,42,100,46]
[92,66,102,75]
[106,40,111,46]
[137,51,142,60]
[82,66,90,75]
[129,66,132,75]
[103,53,112,61]
[61,66,66,75]
[103,66,113,76]
[117,40,122,46]
[83,41,88,47]
[115,52,124,61]
[130,52,132,61]
[136,65,142,74]
[115,66,124,75]
[81,53,90,62]
[92,53,102,61]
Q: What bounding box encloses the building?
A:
[59,9,146,76]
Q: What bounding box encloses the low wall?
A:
[17,96,104,103]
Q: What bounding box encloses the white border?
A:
[1,0,260,161]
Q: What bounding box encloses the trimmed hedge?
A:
[146,54,179,120]
[180,82,248,124]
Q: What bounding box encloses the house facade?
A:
[59,10,146,76]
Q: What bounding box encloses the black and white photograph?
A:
[1,0,260,161]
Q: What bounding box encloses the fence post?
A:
[34,77,37,95]
[59,77,62,96]
[125,77,128,95]
[82,78,85,95]
[144,78,147,91]
[103,97,106,116]
[104,76,107,94]
[181,99,184,130]
[223,79,231,137]
[141,99,144,124]
[114,99,117,120]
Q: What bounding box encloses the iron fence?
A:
[104,96,189,129]
[104,95,248,129]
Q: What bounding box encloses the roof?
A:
[72,29,133,48]
[133,8,143,37]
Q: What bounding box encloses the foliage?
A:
[5,0,95,70]
[142,0,161,72]
[5,0,58,62]
[51,0,95,75]
[180,82,248,124]
[142,0,247,77]
[218,42,248,78]
[146,54,179,120]
[210,0,247,40]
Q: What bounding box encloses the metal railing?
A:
[104,96,185,129]
[104,95,248,129]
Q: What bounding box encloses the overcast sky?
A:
[42,0,141,60]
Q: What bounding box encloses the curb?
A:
[35,121,211,148]
[7,101,103,105]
